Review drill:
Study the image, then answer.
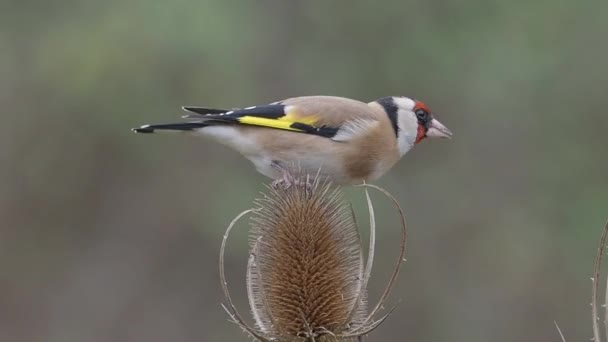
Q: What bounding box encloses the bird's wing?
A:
[182,96,380,140]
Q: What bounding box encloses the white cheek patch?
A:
[396,109,418,156]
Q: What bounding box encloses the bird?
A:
[132,95,452,185]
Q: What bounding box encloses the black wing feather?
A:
[149,103,340,138]
[182,106,231,115]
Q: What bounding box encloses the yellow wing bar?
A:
[237,115,304,132]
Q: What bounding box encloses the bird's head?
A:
[374,96,453,155]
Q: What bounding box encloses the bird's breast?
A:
[203,125,399,184]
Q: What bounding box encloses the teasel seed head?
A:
[219,174,408,341]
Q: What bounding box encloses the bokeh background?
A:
[1,0,607,341]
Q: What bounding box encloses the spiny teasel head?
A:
[248,177,365,339]
[219,173,408,342]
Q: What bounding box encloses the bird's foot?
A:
[270,174,314,191]
[271,177,293,190]
[269,160,314,191]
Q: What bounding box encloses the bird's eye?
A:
[415,109,429,121]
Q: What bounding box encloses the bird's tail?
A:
[132,122,210,134]
[132,106,234,133]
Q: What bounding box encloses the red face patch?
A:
[413,100,432,144]
[414,100,431,113]
[415,125,426,144]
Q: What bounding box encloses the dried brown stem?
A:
[553,321,566,342]
[219,208,272,342]
[352,183,407,332]
[592,220,608,342]
[361,182,377,299]
[604,221,608,341]
[341,303,399,338]
[247,237,277,333]
[343,181,376,332]
[343,203,366,330]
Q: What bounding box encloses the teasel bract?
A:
[219,175,407,341]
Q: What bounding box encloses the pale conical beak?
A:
[426,119,453,139]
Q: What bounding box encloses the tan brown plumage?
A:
[247,97,401,182]
[280,96,383,126]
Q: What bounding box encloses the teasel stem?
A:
[591,220,608,342]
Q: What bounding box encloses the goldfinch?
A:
[132,96,452,184]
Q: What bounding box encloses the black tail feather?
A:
[132,122,209,134]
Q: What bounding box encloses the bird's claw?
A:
[270,161,314,191]
[271,177,293,190]
[271,175,314,192]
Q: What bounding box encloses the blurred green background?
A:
[1,0,607,341]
